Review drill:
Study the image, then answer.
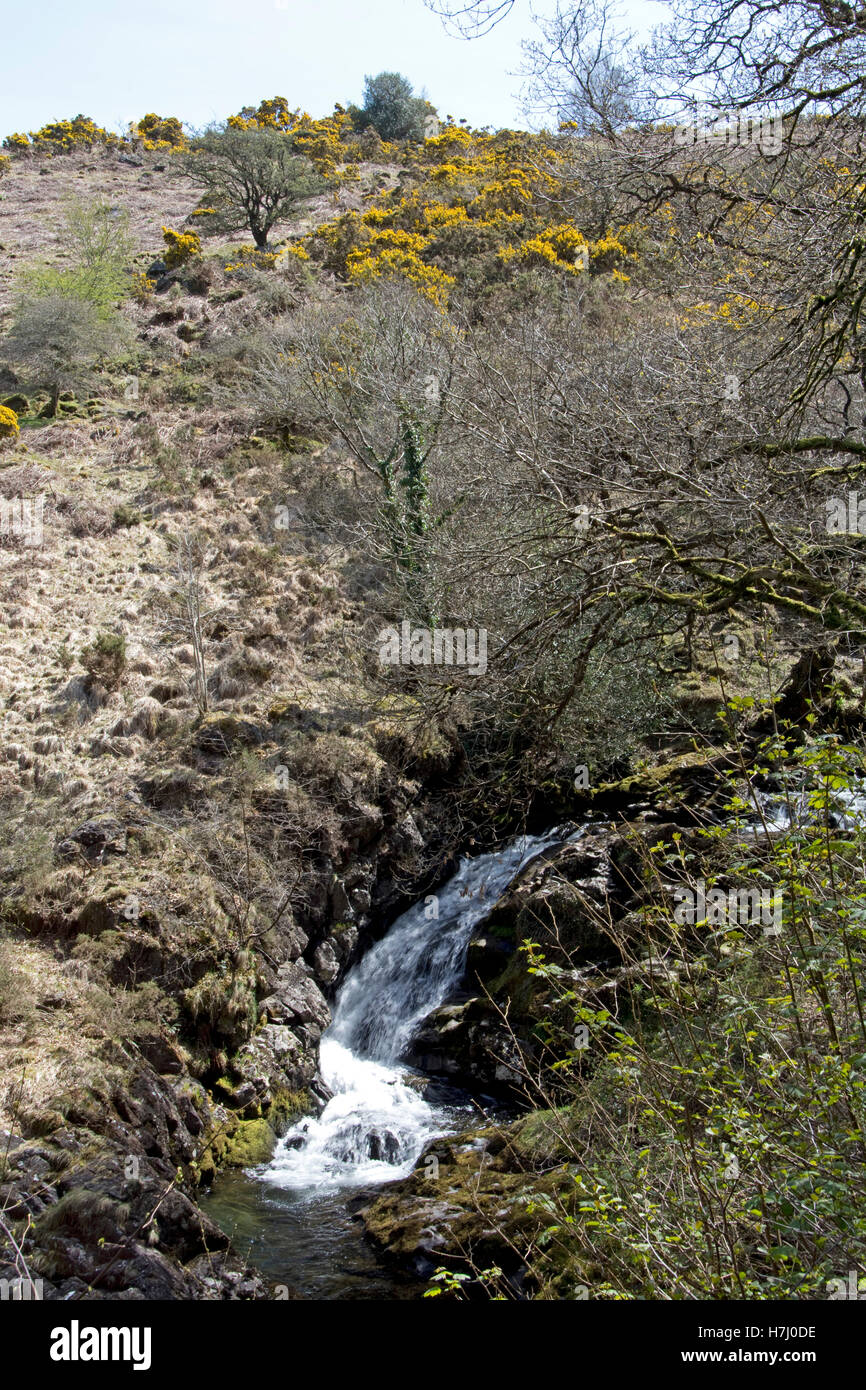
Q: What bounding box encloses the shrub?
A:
[131,270,157,305]
[2,292,126,417]
[161,227,202,269]
[16,197,134,321]
[81,631,126,689]
[0,404,19,440]
[112,503,142,528]
[133,113,186,149]
[29,115,118,155]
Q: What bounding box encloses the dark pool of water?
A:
[202,1170,426,1301]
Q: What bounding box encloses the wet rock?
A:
[232,1022,318,1098]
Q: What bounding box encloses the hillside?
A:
[1,75,865,1310]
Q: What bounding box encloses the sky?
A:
[0,0,662,138]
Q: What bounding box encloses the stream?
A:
[204,829,568,1298]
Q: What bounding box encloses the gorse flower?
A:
[0,405,20,440]
[162,227,202,269]
[133,113,186,150]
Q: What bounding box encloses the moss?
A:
[221,1116,278,1167]
[286,434,324,454]
[592,748,719,801]
[267,1088,312,1134]
[506,1107,575,1165]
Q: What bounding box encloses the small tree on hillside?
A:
[2,293,126,416]
[2,198,132,415]
[349,73,431,142]
[183,128,324,248]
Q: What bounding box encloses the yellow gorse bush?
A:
[224,244,281,273]
[346,229,455,306]
[28,116,120,155]
[0,405,20,440]
[304,119,641,299]
[131,271,157,305]
[133,113,186,150]
[162,227,202,269]
[226,97,358,178]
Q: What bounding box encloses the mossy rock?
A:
[591,749,730,804]
[286,434,324,454]
[222,1117,278,1167]
[507,1107,575,1165]
[2,394,29,415]
[267,1088,312,1134]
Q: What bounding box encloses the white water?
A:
[260,831,566,1193]
[751,783,866,832]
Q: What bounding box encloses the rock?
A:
[330,920,358,963]
[313,941,340,986]
[232,1021,320,1100]
[56,817,127,863]
[357,1127,575,1285]
[259,962,330,1045]
[404,997,523,1092]
[466,934,514,983]
[221,1118,276,1167]
[134,1031,184,1075]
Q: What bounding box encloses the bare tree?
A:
[248,280,462,582]
[2,293,125,417]
[521,0,654,135]
[153,533,220,713]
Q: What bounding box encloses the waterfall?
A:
[260,830,567,1192]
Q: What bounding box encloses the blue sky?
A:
[1,0,660,137]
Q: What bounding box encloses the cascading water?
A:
[259,831,566,1193]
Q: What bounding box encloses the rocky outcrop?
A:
[404,819,694,1093]
[0,1062,272,1299]
[357,1117,589,1296]
[0,742,463,1299]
